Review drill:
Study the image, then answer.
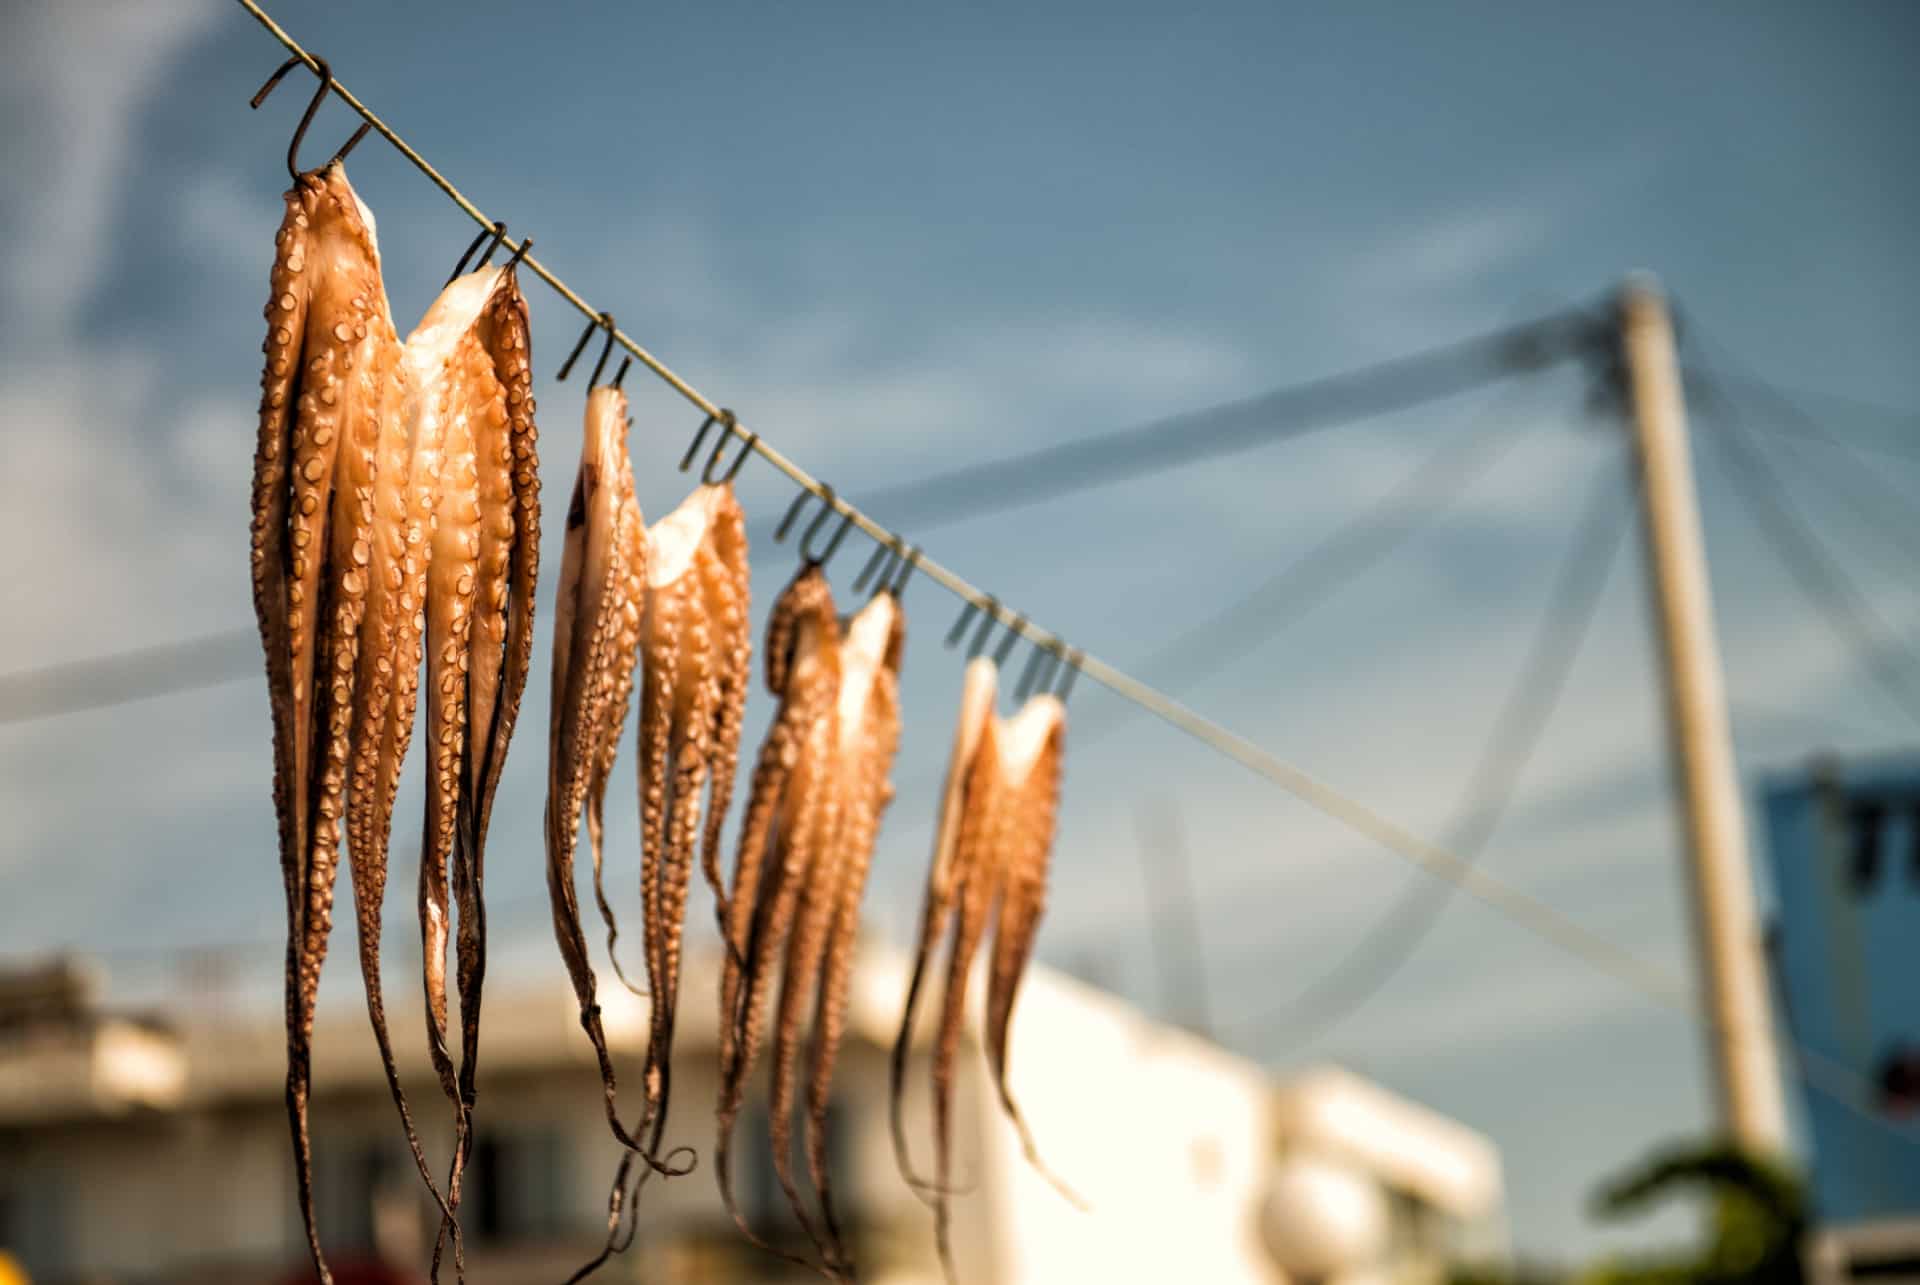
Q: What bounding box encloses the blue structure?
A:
[1759,752,1920,1225]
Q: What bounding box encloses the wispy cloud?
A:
[0,0,220,346]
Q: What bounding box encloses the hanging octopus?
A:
[544,380,650,1176]
[251,158,406,1282]
[253,152,542,1281]
[630,479,753,1158]
[889,655,1075,1282]
[716,562,905,1277]
[404,259,542,1274]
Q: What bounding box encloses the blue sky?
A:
[3,0,1918,1260]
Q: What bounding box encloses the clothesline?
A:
[228,0,1920,1152]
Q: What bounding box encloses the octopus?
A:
[250,156,539,1284]
[716,565,905,1278]
[889,655,1075,1282]
[404,260,542,1273]
[250,159,407,1283]
[629,481,753,1158]
[544,381,650,1171]
[546,392,757,1277]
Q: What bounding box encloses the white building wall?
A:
[980,969,1278,1285]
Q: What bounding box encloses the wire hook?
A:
[993,613,1028,667]
[505,235,534,269]
[888,544,921,598]
[968,598,1002,659]
[250,56,371,182]
[446,221,509,286]
[557,312,619,385]
[774,487,856,567]
[678,410,755,485]
[852,537,899,596]
[854,537,919,598]
[1054,648,1084,702]
[1015,640,1063,702]
[805,497,856,567]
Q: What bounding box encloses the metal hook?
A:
[446,221,508,286]
[889,544,921,598]
[1015,640,1062,702]
[968,598,1002,659]
[852,537,898,596]
[475,222,510,270]
[1054,648,1084,702]
[993,613,1027,667]
[679,412,720,473]
[704,418,755,485]
[557,312,618,385]
[612,356,632,389]
[774,488,856,566]
[678,411,752,484]
[708,431,757,485]
[251,55,368,182]
[803,496,856,567]
[505,236,534,269]
[774,490,815,543]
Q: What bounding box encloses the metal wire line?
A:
[1681,365,1920,465]
[1231,444,1632,1050]
[0,627,258,724]
[1691,377,1920,729]
[849,312,1600,531]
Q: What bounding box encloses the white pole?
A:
[1620,274,1788,1150]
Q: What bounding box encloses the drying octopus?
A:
[406,257,541,1273]
[889,656,1076,1282]
[250,158,539,1284]
[716,564,906,1277]
[543,385,753,1249]
[545,382,650,1171]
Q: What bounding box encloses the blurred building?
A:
[0,945,1503,1284]
[1758,752,1920,1282]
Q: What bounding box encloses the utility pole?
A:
[1619,274,1788,1151]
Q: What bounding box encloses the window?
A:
[464,1126,574,1244]
[1847,800,1886,897]
[310,1137,396,1254]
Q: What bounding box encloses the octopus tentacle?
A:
[930,734,1004,1284]
[586,449,646,995]
[714,577,903,1280]
[252,162,401,1285]
[718,671,815,1080]
[635,573,682,1045]
[715,566,840,1265]
[809,596,906,1271]
[699,486,753,921]
[889,658,997,1197]
[766,758,849,1271]
[629,484,753,1166]
[894,669,1080,1282]
[447,265,542,1207]
[419,330,481,1143]
[339,202,455,1250]
[543,385,653,1165]
[251,173,315,1278]
[979,698,1080,1209]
